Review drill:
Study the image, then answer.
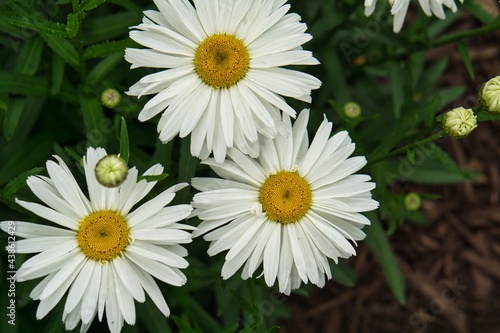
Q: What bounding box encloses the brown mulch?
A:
[280,3,500,333]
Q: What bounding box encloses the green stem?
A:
[370,130,445,164]
[71,0,87,82]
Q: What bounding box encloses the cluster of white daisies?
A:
[1,0,462,332]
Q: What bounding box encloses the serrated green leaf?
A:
[0,14,68,37]
[87,52,123,85]
[14,37,44,75]
[137,173,169,182]
[3,97,24,141]
[83,39,134,59]
[41,32,79,67]
[456,41,474,80]
[1,167,44,199]
[385,143,479,184]
[66,13,79,38]
[0,72,50,96]
[365,212,406,305]
[78,0,108,12]
[51,53,65,95]
[119,117,129,163]
[79,93,107,147]
[476,111,500,121]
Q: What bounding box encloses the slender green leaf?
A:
[40,32,79,67]
[83,11,141,44]
[323,47,350,105]
[0,14,68,37]
[171,315,199,333]
[3,97,24,141]
[217,324,239,333]
[87,52,123,85]
[0,134,55,185]
[365,212,406,305]
[137,297,173,333]
[0,98,6,111]
[456,41,474,80]
[437,86,465,110]
[1,167,44,200]
[331,260,358,287]
[418,57,448,93]
[0,71,50,96]
[108,0,143,11]
[390,62,404,119]
[119,117,129,163]
[14,37,44,75]
[188,296,221,332]
[5,0,31,16]
[66,13,79,38]
[51,53,66,95]
[79,93,107,147]
[462,0,494,24]
[83,39,134,59]
[137,173,169,182]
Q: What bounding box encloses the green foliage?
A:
[0,0,497,332]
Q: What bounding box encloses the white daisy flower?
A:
[125,0,321,163]
[191,109,379,295]
[365,0,464,33]
[0,147,194,333]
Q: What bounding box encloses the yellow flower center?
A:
[194,34,250,89]
[77,210,130,262]
[259,171,312,224]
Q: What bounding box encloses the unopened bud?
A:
[95,155,128,187]
[442,107,477,138]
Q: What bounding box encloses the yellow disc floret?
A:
[194,34,250,89]
[77,210,130,262]
[259,171,312,224]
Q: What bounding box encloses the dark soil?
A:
[281,2,500,332]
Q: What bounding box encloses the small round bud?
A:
[343,102,362,119]
[95,155,128,187]
[100,88,121,109]
[479,76,500,113]
[404,192,421,211]
[442,107,477,138]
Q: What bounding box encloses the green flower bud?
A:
[95,155,128,187]
[404,192,421,211]
[101,88,121,109]
[343,102,361,119]
[442,107,477,138]
[479,76,500,113]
